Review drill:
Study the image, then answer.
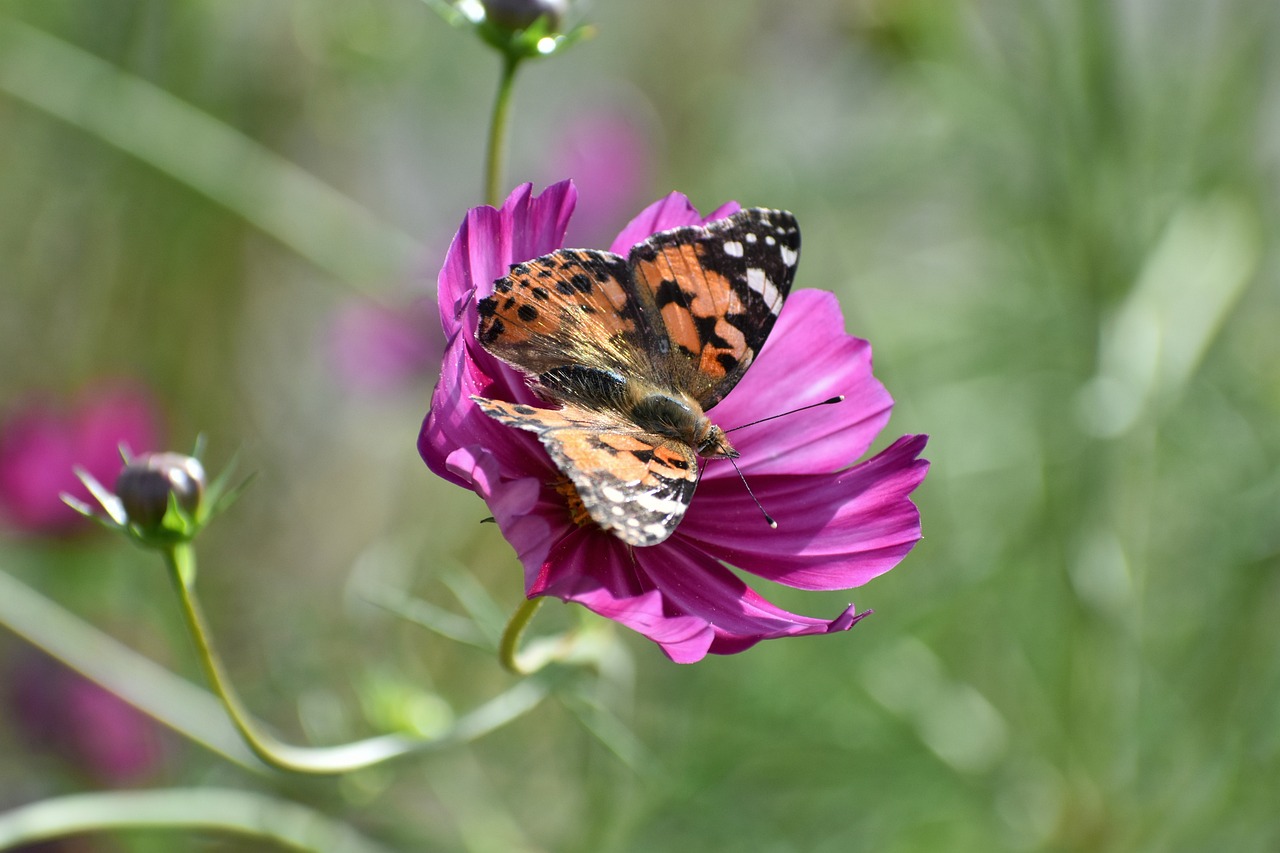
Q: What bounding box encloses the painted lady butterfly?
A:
[472,208,800,547]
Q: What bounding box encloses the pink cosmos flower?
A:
[543,112,653,249]
[419,182,928,663]
[0,384,161,536]
[8,651,166,785]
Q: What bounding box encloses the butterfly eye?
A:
[696,426,737,459]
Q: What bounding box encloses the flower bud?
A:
[115,453,205,531]
[482,0,567,31]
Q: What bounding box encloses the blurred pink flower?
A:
[545,113,653,249]
[419,182,928,663]
[8,652,165,785]
[328,297,442,395]
[0,384,161,536]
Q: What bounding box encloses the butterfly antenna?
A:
[726,455,776,530]
[725,395,844,433]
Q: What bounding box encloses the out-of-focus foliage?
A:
[2,0,1278,850]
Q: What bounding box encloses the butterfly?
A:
[471,208,800,547]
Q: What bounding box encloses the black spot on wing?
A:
[664,455,691,471]
[653,279,689,308]
[479,317,506,344]
[692,314,732,349]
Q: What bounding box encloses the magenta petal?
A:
[709,290,894,475]
[635,537,873,658]
[532,527,715,663]
[681,435,929,590]
[441,440,562,588]
[512,181,578,270]
[608,192,741,255]
[419,334,542,488]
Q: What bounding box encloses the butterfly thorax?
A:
[535,364,737,459]
[628,387,738,460]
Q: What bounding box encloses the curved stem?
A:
[163,544,546,774]
[484,53,522,207]
[499,596,546,675]
[0,788,393,852]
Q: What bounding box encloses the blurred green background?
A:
[2,0,1279,850]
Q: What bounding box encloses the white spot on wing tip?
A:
[780,246,798,267]
[723,240,744,257]
[746,267,781,310]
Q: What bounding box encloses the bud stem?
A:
[162,543,547,774]
[484,53,523,207]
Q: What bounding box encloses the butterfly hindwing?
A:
[473,397,698,547]
[628,208,800,408]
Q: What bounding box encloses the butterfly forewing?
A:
[473,397,697,546]
[628,208,800,408]
[476,249,661,380]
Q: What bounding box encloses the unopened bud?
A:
[115,453,205,531]
[482,0,567,31]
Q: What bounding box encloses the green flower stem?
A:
[484,53,522,207]
[163,544,548,774]
[499,595,546,674]
[0,788,394,852]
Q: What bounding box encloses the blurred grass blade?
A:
[560,691,652,773]
[0,570,262,771]
[1078,194,1259,437]
[0,18,421,292]
[440,568,508,643]
[363,583,492,650]
[0,788,394,852]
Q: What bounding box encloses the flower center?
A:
[553,477,594,529]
